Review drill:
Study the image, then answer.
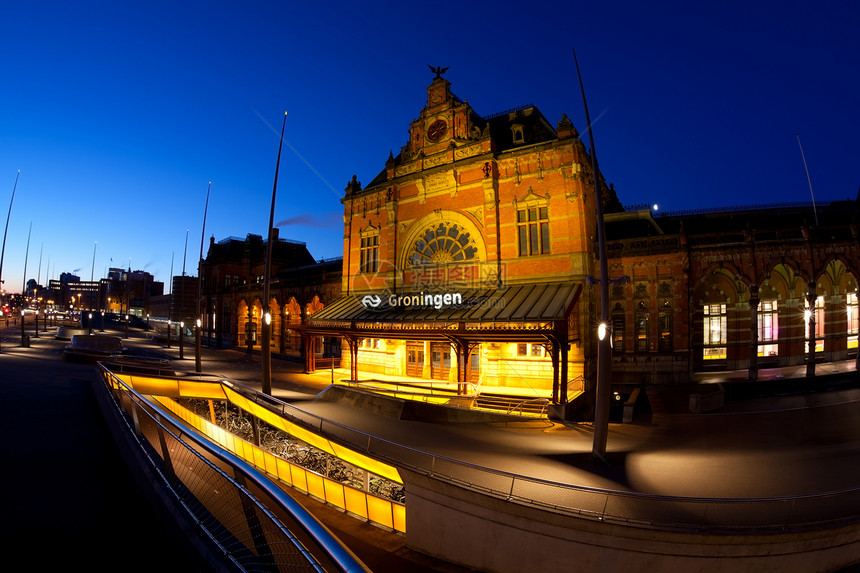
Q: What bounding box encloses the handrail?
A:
[97,365,371,572]
[221,374,860,533]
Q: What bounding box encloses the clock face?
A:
[427,119,448,142]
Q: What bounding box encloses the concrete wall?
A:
[402,470,860,573]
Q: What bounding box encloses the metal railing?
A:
[97,366,370,572]
[225,378,860,534]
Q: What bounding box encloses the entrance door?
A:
[431,343,451,380]
[469,346,481,383]
[406,343,424,377]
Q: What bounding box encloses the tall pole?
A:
[0,170,21,354]
[168,251,174,346]
[91,240,97,310]
[573,48,613,460]
[22,222,32,296]
[196,181,211,373]
[796,134,819,228]
[262,111,287,395]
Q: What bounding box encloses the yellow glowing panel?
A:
[223,386,402,484]
[329,442,402,484]
[306,472,326,501]
[343,488,368,519]
[178,381,226,400]
[366,495,394,530]
[276,458,293,485]
[262,450,279,477]
[291,465,308,493]
[323,480,346,510]
[392,503,406,533]
[152,395,406,533]
[126,375,182,396]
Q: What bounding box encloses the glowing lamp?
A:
[597,322,608,341]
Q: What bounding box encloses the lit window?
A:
[658,304,672,352]
[360,235,379,273]
[612,315,625,353]
[517,343,528,356]
[409,222,477,265]
[758,300,778,357]
[804,295,824,353]
[517,207,550,256]
[703,304,727,360]
[848,292,858,350]
[530,344,543,357]
[635,313,649,352]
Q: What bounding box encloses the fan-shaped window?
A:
[409,222,478,266]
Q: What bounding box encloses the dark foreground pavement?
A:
[0,333,205,570]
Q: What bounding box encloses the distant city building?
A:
[48,268,162,317]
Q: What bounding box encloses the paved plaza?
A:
[2,319,859,570]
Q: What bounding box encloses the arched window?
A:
[409,222,478,265]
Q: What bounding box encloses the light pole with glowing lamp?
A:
[262,112,287,396]
[0,170,21,354]
[195,181,211,374]
[195,318,202,372]
[573,48,613,460]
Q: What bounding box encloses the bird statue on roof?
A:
[429,65,449,79]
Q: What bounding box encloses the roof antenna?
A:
[796,133,819,227]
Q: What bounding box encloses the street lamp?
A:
[33,308,38,338]
[167,319,171,348]
[179,321,185,359]
[195,318,202,373]
[100,311,104,332]
[573,48,613,460]
[261,111,287,396]
[125,314,129,339]
[88,312,93,335]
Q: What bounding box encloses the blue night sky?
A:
[1,1,858,294]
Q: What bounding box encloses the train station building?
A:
[202,70,860,410]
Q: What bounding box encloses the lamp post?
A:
[125,314,129,339]
[100,311,104,332]
[262,111,287,396]
[88,312,92,335]
[806,280,816,378]
[195,318,202,373]
[167,319,171,348]
[20,309,25,345]
[196,181,211,374]
[33,308,38,338]
[179,321,185,359]
[573,48,613,460]
[0,170,22,355]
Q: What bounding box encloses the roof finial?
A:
[428,65,449,80]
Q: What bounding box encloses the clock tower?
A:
[405,66,484,158]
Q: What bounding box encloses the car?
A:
[1,305,11,316]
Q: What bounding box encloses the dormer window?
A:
[511,124,524,144]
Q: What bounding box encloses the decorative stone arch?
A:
[306,294,324,317]
[398,210,487,273]
[815,259,859,357]
[693,265,745,306]
[692,266,747,369]
[818,257,858,296]
[760,261,806,300]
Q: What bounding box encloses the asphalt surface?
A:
[3,318,860,571]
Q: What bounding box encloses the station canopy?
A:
[301,282,582,343]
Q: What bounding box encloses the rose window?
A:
[409,222,478,266]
